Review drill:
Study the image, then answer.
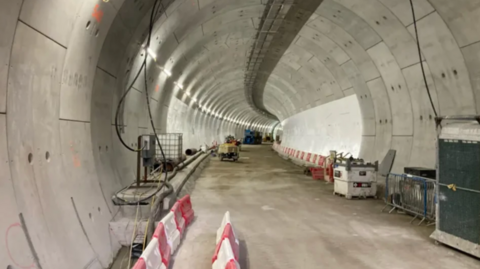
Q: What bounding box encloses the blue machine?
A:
[244,129,255,144]
[244,129,262,144]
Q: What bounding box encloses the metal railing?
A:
[383,173,436,225]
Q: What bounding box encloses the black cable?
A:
[143,0,169,191]
[112,0,169,206]
[114,61,146,152]
[113,0,163,152]
[409,0,438,117]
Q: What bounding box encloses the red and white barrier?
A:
[213,239,241,269]
[160,212,181,252]
[132,258,146,269]
[132,195,194,269]
[212,211,241,269]
[179,194,195,225]
[171,202,186,234]
[139,224,169,269]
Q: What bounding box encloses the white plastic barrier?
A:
[213,211,240,269]
[140,238,167,269]
[212,239,240,269]
[132,195,194,269]
[161,211,182,252]
[216,211,231,244]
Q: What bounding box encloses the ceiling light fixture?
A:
[146,48,157,61]
[174,82,183,89]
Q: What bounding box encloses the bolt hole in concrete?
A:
[45,151,50,162]
[95,29,99,37]
[28,153,33,164]
[86,20,91,29]
[7,265,13,269]
[89,213,92,220]
[98,207,101,213]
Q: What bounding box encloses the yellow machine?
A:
[218,143,239,162]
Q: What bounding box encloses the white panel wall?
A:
[281,95,362,157]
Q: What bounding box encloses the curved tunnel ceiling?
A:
[2,0,480,268]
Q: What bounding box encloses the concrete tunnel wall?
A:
[1,0,480,268]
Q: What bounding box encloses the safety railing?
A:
[383,173,436,225]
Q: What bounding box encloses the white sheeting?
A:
[281,95,362,157]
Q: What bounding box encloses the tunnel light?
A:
[162,69,172,77]
[174,82,183,89]
[146,48,157,61]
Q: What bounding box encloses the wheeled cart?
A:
[218,143,239,162]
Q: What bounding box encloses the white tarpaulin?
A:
[281,95,362,157]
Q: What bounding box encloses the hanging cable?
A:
[409,0,438,117]
[112,0,171,207]
[113,0,163,152]
[114,62,146,152]
[143,0,169,192]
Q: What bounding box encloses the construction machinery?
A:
[218,143,239,162]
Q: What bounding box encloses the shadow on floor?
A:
[239,239,249,269]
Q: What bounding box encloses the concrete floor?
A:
[169,144,480,269]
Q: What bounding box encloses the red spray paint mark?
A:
[70,142,81,168]
[92,4,104,23]
[5,223,36,269]
[155,85,160,92]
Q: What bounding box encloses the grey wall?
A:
[1,0,480,268]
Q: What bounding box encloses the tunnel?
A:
[1,0,480,268]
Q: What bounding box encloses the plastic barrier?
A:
[212,239,241,269]
[160,212,182,252]
[171,202,185,234]
[295,151,300,158]
[153,223,171,267]
[212,224,239,263]
[306,153,311,162]
[318,155,326,166]
[179,194,195,225]
[300,152,305,160]
[312,154,317,164]
[140,238,167,269]
[216,211,232,243]
[132,195,196,269]
[132,258,146,269]
[225,260,240,269]
[213,211,240,269]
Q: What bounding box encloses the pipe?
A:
[136,136,142,187]
[185,148,198,156]
[176,153,210,197]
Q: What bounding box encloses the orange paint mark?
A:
[69,142,81,168]
[92,4,104,23]
[155,85,160,92]
[73,155,81,168]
